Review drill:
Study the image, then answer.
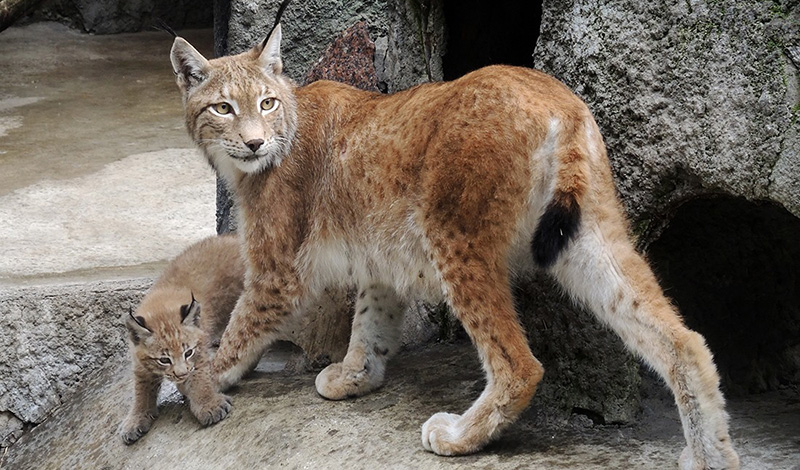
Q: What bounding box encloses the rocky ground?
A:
[2,342,799,469]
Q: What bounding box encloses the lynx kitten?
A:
[121,235,244,444]
[168,24,738,469]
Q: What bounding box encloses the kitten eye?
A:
[260,98,278,113]
[211,102,233,115]
[184,349,194,359]
[157,357,172,366]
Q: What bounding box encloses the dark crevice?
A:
[442,0,543,80]
[648,197,800,396]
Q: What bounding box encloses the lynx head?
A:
[169,25,297,182]
[126,291,204,384]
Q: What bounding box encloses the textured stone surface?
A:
[304,21,380,92]
[3,343,799,469]
[515,276,641,424]
[27,0,213,33]
[534,0,800,240]
[227,0,444,91]
[0,279,149,446]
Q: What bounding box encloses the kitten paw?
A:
[315,362,381,400]
[421,412,482,456]
[191,393,233,426]
[120,413,156,445]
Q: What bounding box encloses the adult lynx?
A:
[169,25,738,469]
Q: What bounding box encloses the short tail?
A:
[531,115,592,268]
[532,190,581,268]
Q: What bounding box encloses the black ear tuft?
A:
[152,18,178,38]
[263,0,292,49]
[532,193,582,268]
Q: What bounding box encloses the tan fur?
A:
[121,235,244,444]
[169,26,738,469]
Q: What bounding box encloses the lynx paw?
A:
[679,443,740,470]
[422,412,482,456]
[120,413,156,445]
[315,362,381,400]
[191,393,233,426]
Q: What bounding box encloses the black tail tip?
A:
[532,195,581,268]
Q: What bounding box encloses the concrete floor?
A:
[1,22,799,470]
[0,22,217,286]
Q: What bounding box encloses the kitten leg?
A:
[213,289,296,391]
[315,283,405,399]
[550,217,739,470]
[121,371,161,444]
[177,351,232,426]
[421,254,544,455]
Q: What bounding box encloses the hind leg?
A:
[315,283,405,399]
[550,211,738,469]
[421,247,544,455]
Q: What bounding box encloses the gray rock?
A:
[0,279,149,445]
[0,412,24,448]
[28,0,213,34]
[226,0,444,90]
[534,0,800,238]
[515,275,641,424]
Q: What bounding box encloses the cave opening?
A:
[442,0,543,80]
[648,197,800,397]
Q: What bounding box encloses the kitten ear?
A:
[170,37,211,91]
[126,308,151,345]
[257,23,283,75]
[180,294,201,326]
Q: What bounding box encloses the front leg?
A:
[120,370,161,444]
[178,351,232,426]
[315,283,405,399]
[213,286,298,391]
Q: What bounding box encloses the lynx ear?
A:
[126,309,152,345]
[257,23,283,75]
[180,294,201,326]
[170,37,211,91]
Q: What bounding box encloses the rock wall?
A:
[0,279,149,448]
[534,0,800,400]
[534,0,799,239]
[26,0,213,34]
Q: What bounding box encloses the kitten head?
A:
[126,290,204,384]
[170,24,298,183]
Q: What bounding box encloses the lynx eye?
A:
[184,349,194,359]
[157,357,172,366]
[211,102,233,115]
[260,98,278,113]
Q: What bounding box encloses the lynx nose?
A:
[245,139,264,152]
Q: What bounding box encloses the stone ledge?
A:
[0,278,152,447]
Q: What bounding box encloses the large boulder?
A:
[0,280,148,447]
[535,0,799,232]
[534,0,800,398]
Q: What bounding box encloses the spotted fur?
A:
[121,235,244,444]
[169,25,738,469]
